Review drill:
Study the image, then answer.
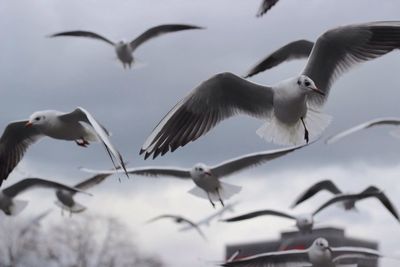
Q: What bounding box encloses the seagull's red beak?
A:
[310,86,325,96]
[204,171,212,176]
[25,122,33,128]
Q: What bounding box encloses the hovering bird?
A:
[0,107,128,187]
[291,180,395,212]
[326,117,400,144]
[49,24,204,68]
[222,190,397,233]
[140,21,400,159]
[256,0,280,17]
[0,178,87,216]
[221,237,383,267]
[82,143,307,208]
[146,214,207,240]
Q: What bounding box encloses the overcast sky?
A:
[1,0,400,266]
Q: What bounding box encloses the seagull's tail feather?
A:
[9,199,29,216]
[256,108,332,145]
[54,201,86,213]
[188,182,242,201]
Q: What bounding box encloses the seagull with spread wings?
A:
[49,24,204,68]
[0,107,128,187]
[140,21,400,159]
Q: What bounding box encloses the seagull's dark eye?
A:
[35,117,40,121]
[297,80,301,85]
[305,81,310,87]
[199,168,203,171]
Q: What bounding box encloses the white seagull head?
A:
[296,214,314,232]
[190,163,211,178]
[26,110,57,128]
[312,238,331,252]
[297,75,324,96]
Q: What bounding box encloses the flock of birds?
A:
[2,0,400,266]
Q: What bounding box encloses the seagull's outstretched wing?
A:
[332,247,382,264]
[312,191,382,216]
[302,21,400,106]
[49,31,115,46]
[360,186,400,221]
[60,107,129,177]
[222,209,296,222]
[245,40,314,78]
[211,144,307,179]
[325,117,400,144]
[221,249,309,267]
[291,179,342,208]
[74,165,125,192]
[80,166,191,179]
[2,178,86,198]
[256,0,280,17]
[129,24,204,51]
[140,72,274,159]
[0,121,43,186]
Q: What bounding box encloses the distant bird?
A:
[49,24,204,68]
[221,237,383,267]
[0,178,86,216]
[326,117,400,144]
[140,21,400,159]
[222,190,397,233]
[146,214,207,240]
[0,107,128,186]
[256,0,280,17]
[82,143,307,208]
[55,170,116,214]
[291,180,396,212]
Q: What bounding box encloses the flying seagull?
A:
[49,24,204,68]
[0,178,87,216]
[140,21,400,159]
[222,190,397,233]
[0,107,128,186]
[221,237,383,267]
[81,143,307,208]
[146,214,207,240]
[256,0,280,17]
[326,117,400,144]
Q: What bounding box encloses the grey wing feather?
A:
[245,40,314,78]
[291,180,342,208]
[80,166,191,179]
[360,186,400,221]
[223,210,296,222]
[303,21,400,106]
[3,178,84,198]
[211,143,307,178]
[140,72,274,159]
[130,24,204,51]
[0,121,43,186]
[74,173,111,191]
[332,247,382,263]
[326,117,400,144]
[256,0,280,17]
[49,30,115,46]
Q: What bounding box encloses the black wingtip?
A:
[144,152,151,160]
[139,148,145,155]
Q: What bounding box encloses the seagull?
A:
[326,117,400,144]
[256,0,280,17]
[0,178,87,216]
[49,24,204,68]
[81,143,307,208]
[291,180,397,213]
[0,107,128,186]
[140,21,400,159]
[221,237,383,267]
[146,214,207,240]
[222,190,395,232]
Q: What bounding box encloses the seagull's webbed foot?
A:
[301,117,309,144]
[75,138,90,147]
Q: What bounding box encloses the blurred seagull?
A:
[291,180,396,213]
[0,107,128,186]
[82,143,307,208]
[326,117,400,144]
[146,214,207,240]
[221,237,383,267]
[140,21,400,159]
[0,178,87,216]
[256,0,280,17]
[222,190,395,232]
[49,24,204,68]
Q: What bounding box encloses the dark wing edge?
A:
[48,30,115,46]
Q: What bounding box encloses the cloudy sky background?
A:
[1,0,400,266]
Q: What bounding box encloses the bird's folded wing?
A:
[223,209,296,222]
[291,180,342,208]
[302,21,400,106]
[245,40,314,78]
[325,117,400,144]
[49,30,115,46]
[0,121,42,186]
[129,24,204,51]
[221,249,309,267]
[211,143,307,178]
[256,0,280,17]
[140,72,274,159]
